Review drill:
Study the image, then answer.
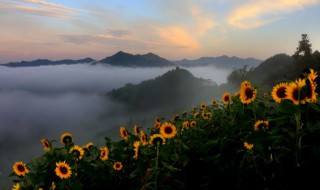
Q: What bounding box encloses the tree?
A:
[293,34,312,61]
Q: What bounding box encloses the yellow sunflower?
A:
[133,124,140,135]
[222,92,231,105]
[193,112,200,119]
[160,122,177,139]
[170,114,179,122]
[55,161,72,179]
[154,122,161,129]
[51,181,56,190]
[12,183,20,190]
[271,82,288,103]
[83,142,94,151]
[305,78,318,103]
[69,145,85,161]
[182,121,190,131]
[41,138,51,151]
[263,92,269,99]
[308,68,318,85]
[244,142,254,150]
[190,120,196,127]
[60,132,73,145]
[133,141,140,160]
[200,103,207,110]
[140,130,148,146]
[212,99,218,106]
[113,162,123,171]
[286,79,306,105]
[254,120,269,131]
[240,82,257,104]
[13,161,29,177]
[201,111,209,119]
[155,117,161,123]
[100,146,109,161]
[120,126,128,141]
[149,134,165,146]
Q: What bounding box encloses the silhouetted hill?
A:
[2,58,95,67]
[173,55,262,69]
[248,53,293,87]
[107,67,219,112]
[94,51,173,67]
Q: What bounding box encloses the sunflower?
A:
[263,92,269,99]
[307,68,318,85]
[200,103,207,110]
[305,78,318,103]
[41,138,51,151]
[271,82,288,103]
[133,124,140,135]
[182,121,190,131]
[13,161,29,177]
[170,114,179,122]
[149,134,165,146]
[113,162,123,171]
[154,122,161,129]
[83,142,94,151]
[160,122,177,139]
[193,112,200,119]
[100,147,109,161]
[155,117,161,123]
[244,142,254,150]
[12,183,20,190]
[212,99,218,106]
[201,111,209,119]
[240,82,257,104]
[55,161,72,179]
[60,132,73,145]
[133,141,140,160]
[51,181,56,190]
[120,126,129,141]
[69,145,85,161]
[222,92,231,105]
[190,120,196,127]
[286,79,306,105]
[140,130,148,146]
[254,120,269,131]
[181,111,187,117]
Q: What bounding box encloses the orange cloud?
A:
[228,0,319,29]
[158,27,200,50]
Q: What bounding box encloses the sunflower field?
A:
[10,69,320,190]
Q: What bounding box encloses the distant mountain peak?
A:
[95,51,173,67]
[2,58,96,67]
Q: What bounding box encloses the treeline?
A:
[227,34,320,92]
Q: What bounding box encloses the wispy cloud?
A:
[0,0,75,18]
[158,27,200,49]
[227,0,319,29]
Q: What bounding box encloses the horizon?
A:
[1,0,320,63]
[0,50,265,64]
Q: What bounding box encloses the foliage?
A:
[10,70,320,190]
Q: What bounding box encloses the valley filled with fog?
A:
[0,64,231,187]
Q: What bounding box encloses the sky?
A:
[1,0,320,63]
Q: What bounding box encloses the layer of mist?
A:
[0,64,231,188]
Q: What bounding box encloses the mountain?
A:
[107,66,219,112]
[94,51,173,67]
[2,58,95,67]
[173,55,262,69]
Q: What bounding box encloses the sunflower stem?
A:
[155,142,160,190]
[294,111,302,168]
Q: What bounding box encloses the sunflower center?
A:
[17,165,25,172]
[153,137,164,145]
[44,141,50,147]
[122,130,128,137]
[224,96,230,102]
[116,163,120,168]
[63,136,72,144]
[101,151,106,157]
[73,150,80,158]
[164,127,172,134]
[276,87,287,98]
[59,166,68,175]
[245,88,253,100]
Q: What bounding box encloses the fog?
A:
[0,64,231,188]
